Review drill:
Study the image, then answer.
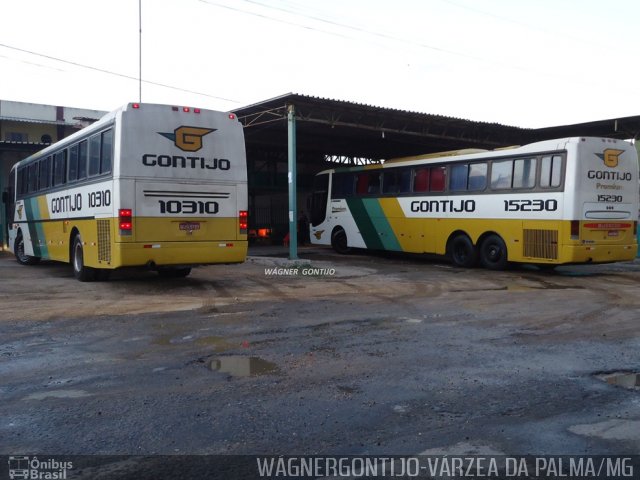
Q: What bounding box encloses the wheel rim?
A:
[17,238,27,262]
[486,243,502,263]
[73,242,83,272]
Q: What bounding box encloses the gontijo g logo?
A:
[597,148,624,168]
[158,126,215,152]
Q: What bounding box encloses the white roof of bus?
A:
[318,137,631,174]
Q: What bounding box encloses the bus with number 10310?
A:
[309,137,638,270]
[2,102,248,281]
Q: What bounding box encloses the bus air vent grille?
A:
[97,220,112,263]
[523,229,558,260]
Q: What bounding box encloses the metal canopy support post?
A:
[287,103,298,260]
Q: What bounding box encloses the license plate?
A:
[179,222,201,232]
[607,230,619,237]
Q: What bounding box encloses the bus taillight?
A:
[570,220,580,239]
[239,210,248,234]
[119,209,133,235]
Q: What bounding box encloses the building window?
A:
[6,132,28,142]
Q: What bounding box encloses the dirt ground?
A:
[1,247,639,461]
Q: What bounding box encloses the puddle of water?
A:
[596,372,640,390]
[194,336,235,351]
[153,333,235,351]
[207,356,278,377]
[25,389,91,401]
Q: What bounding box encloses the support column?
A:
[287,104,298,260]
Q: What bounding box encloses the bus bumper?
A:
[560,243,637,264]
[109,240,248,268]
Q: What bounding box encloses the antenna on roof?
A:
[138,0,142,103]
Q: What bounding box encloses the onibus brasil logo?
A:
[8,456,73,479]
[158,126,216,152]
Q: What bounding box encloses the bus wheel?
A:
[479,234,509,270]
[14,231,40,265]
[158,267,191,278]
[72,234,96,282]
[449,235,478,268]
[331,228,351,254]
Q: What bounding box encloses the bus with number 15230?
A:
[309,137,638,269]
[2,102,248,281]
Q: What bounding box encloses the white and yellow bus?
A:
[309,137,639,269]
[3,103,248,281]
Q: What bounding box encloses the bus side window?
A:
[450,164,468,191]
[513,158,536,188]
[101,129,113,174]
[53,151,67,186]
[310,174,329,227]
[331,174,343,199]
[39,156,51,190]
[413,167,430,193]
[68,145,79,182]
[28,163,38,193]
[399,169,412,193]
[382,170,399,194]
[540,155,562,188]
[430,167,446,192]
[78,140,88,180]
[88,134,101,177]
[332,173,355,199]
[17,167,26,196]
[468,163,487,191]
[367,172,381,195]
[356,173,369,195]
[491,160,513,189]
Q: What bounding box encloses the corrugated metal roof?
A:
[236,92,529,130]
[0,116,78,126]
[235,92,640,161]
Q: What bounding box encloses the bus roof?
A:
[10,103,237,170]
[316,137,633,175]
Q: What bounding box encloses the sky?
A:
[2,0,639,128]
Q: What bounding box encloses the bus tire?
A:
[449,234,478,268]
[331,228,351,254]
[158,267,191,278]
[14,231,40,266]
[479,234,509,270]
[72,234,96,282]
